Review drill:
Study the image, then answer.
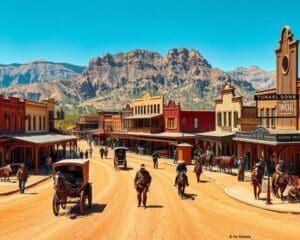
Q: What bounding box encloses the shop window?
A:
[194,118,199,129]
[233,111,238,127]
[217,112,222,127]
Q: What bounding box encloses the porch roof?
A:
[3,133,77,145]
[124,114,162,120]
[196,131,235,138]
[233,137,300,146]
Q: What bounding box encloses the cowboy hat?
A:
[255,163,261,167]
[278,159,284,163]
[178,160,185,164]
[140,164,146,168]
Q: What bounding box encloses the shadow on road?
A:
[64,203,107,219]
[24,192,38,195]
[199,180,209,183]
[183,193,197,200]
[118,167,134,171]
[145,205,164,208]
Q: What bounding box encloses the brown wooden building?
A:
[234,26,300,175]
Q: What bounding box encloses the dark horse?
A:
[176,172,186,199]
[251,167,263,200]
[271,172,292,200]
[194,157,202,183]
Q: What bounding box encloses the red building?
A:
[164,100,215,133]
[0,95,25,134]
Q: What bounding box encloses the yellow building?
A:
[132,92,164,116]
[25,98,55,133]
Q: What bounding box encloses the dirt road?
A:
[0,143,299,240]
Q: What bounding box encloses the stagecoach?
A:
[113,147,128,170]
[52,159,92,216]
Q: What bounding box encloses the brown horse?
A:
[194,157,202,183]
[203,152,214,171]
[251,167,263,200]
[215,156,235,174]
[271,172,292,200]
[0,165,12,181]
[177,172,186,199]
[287,176,300,202]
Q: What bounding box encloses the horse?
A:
[176,172,187,199]
[215,156,235,174]
[251,167,263,200]
[194,157,202,183]
[203,152,214,171]
[271,172,292,200]
[0,165,12,181]
[287,176,300,202]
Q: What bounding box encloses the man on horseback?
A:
[174,160,189,186]
[274,159,286,187]
[134,164,152,208]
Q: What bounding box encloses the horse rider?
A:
[274,159,286,187]
[252,162,263,181]
[174,160,189,186]
[134,164,152,208]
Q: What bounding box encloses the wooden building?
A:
[196,83,258,156]
[73,114,99,139]
[234,26,300,174]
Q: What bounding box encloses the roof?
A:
[196,131,235,138]
[3,133,77,144]
[124,114,162,120]
[53,159,89,166]
[114,131,196,138]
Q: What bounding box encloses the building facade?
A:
[234,26,300,174]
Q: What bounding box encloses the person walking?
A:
[152,151,160,169]
[100,146,105,159]
[16,163,28,194]
[173,148,178,164]
[134,164,152,208]
[46,156,52,175]
[104,146,108,159]
[89,147,93,158]
[237,156,245,181]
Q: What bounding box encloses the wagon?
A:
[113,147,128,170]
[52,159,92,216]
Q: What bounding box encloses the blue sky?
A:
[0,0,299,71]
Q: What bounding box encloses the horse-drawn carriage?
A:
[52,159,92,216]
[113,147,128,170]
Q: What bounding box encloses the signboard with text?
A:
[277,100,297,117]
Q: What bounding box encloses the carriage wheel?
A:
[52,193,60,216]
[88,184,92,208]
[80,190,86,215]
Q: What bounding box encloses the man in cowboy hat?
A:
[174,160,189,186]
[274,159,286,187]
[16,163,29,194]
[237,156,245,181]
[134,164,152,208]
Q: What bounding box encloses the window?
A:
[271,108,276,128]
[33,116,36,130]
[154,104,157,114]
[233,111,238,127]
[194,118,199,129]
[5,116,10,131]
[217,112,222,127]
[144,106,146,115]
[223,112,227,126]
[39,116,42,130]
[151,105,153,114]
[228,112,232,128]
[135,106,137,115]
[147,105,150,114]
[157,104,160,114]
[260,109,264,126]
[43,116,46,130]
[167,118,175,128]
[28,116,31,131]
[266,108,270,128]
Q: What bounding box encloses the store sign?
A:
[277,100,296,116]
[255,94,298,101]
[238,118,260,125]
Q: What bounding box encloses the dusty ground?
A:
[0,141,299,240]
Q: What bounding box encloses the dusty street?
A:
[0,142,300,240]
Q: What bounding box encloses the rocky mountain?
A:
[0,48,263,111]
[0,60,85,87]
[227,66,275,91]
